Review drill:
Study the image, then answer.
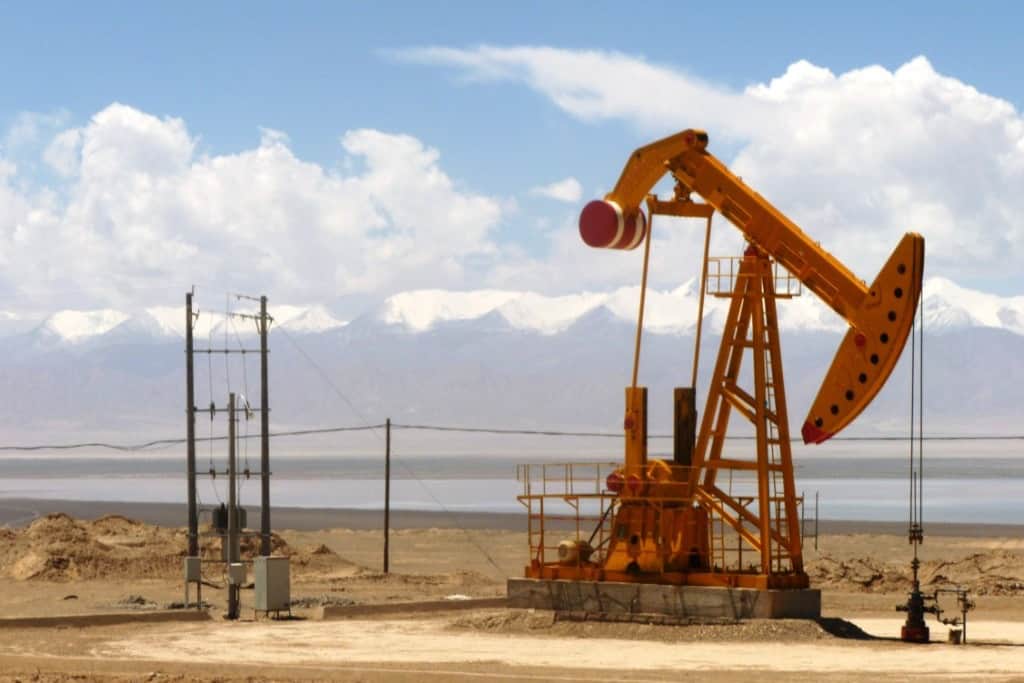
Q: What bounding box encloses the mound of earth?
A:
[451,610,850,643]
[808,549,1024,595]
[922,551,1024,595]
[808,556,911,593]
[0,513,354,582]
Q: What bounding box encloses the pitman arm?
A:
[579,129,924,443]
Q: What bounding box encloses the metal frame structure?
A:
[518,459,806,587]
[688,247,804,586]
[522,128,923,592]
[184,292,276,616]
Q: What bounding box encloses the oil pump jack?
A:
[523,129,923,590]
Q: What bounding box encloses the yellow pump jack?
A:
[525,129,923,590]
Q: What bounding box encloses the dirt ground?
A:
[1,513,1023,681]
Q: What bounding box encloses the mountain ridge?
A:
[1,276,1020,346]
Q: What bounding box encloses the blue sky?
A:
[1,1,1022,315]
[5,2,1020,178]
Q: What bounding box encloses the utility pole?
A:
[227,392,240,619]
[183,292,278,615]
[384,418,391,574]
[185,292,198,557]
[259,295,271,556]
[814,491,819,551]
[800,490,806,546]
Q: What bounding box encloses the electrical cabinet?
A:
[183,556,202,582]
[254,556,290,612]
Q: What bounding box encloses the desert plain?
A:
[0,500,1023,681]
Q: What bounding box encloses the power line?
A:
[272,324,384,442]
[389,423,1024,442]
[0,425,384,453]
[0,422,1020,454]
[271,326,504,576]
[391,423,633,438]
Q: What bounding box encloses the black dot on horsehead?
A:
[815,418,823,428]
[870,354,880,365]
[888,310,897,322]
[830,405,839,415]
[880,333,889,344]
[845,390,854,401]
[858,373,868,384]
[897,263,907,275]
[894,287,903,299]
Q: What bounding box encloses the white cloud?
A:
[43,128,82,176]
[395,46,750,137]
[399,47,1024,289]
[2,110,70,151]
[5,50,1024,324]
[530,176,582,203]
[0,103,505,313]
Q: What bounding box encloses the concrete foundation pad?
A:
[508,578,820,620]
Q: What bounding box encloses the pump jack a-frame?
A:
[521,129,924,590]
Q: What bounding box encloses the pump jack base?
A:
[508,578,821,620]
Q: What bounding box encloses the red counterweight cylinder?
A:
[579,199,647,250]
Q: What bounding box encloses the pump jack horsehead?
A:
[530,129,924,590]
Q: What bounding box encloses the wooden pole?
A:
[384,418,391,574]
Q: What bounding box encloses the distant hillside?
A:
[0,278,1019,449]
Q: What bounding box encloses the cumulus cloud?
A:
[1,110,70,151]
[43,128,82,176]
[4,50,1023,319]
[530,176,582,203]
[399,46,1024,288]
[0,103,504,313]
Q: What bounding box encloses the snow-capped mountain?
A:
[274,305,347,333]
[0,303,347,347]
[0,277,1020,445]
[372,277,1023,338]
[374,279,842,336]
[2,277,1020,347]
[38,309,131,343]
[922,277,1024,335]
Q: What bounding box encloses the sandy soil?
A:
[1,511,1023,681]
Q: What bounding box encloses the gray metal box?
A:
[183,556,202,582]
[227,562,247,586]
[254,556,290,612]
